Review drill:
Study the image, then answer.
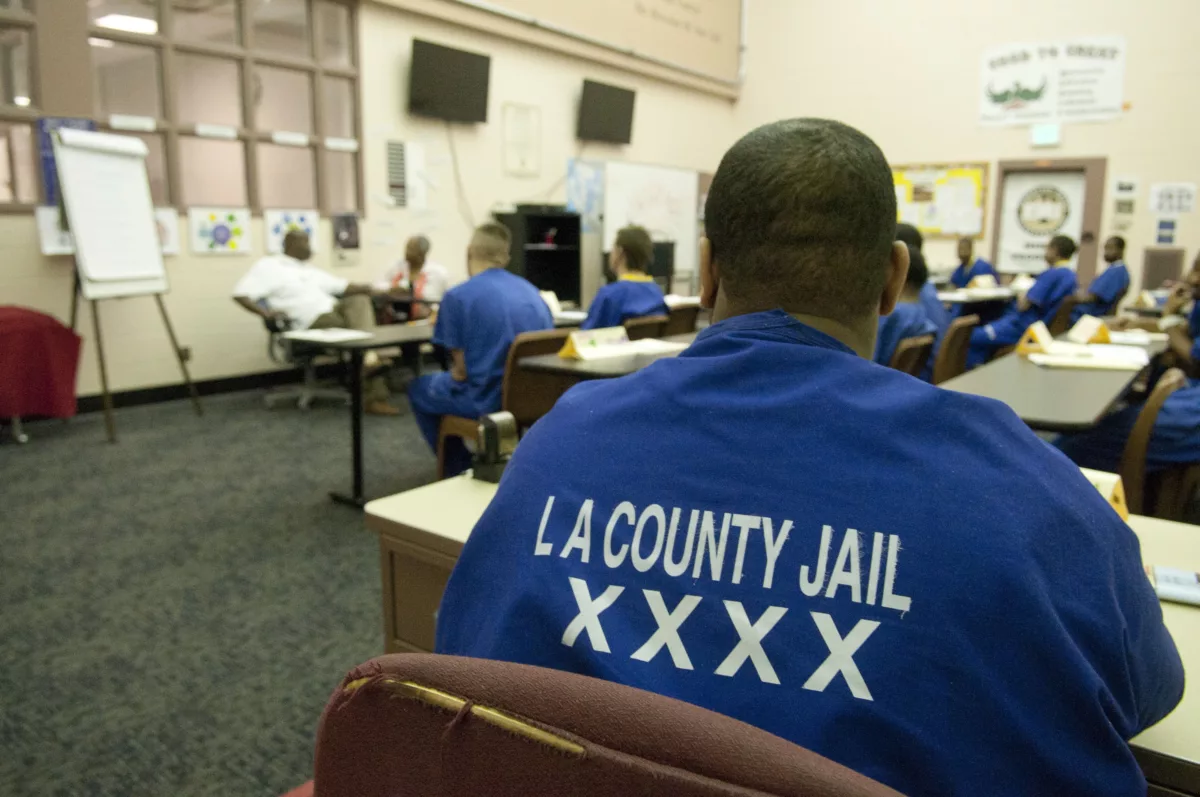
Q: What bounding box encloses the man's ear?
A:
[879,241,909,317]
[699,236,718,309]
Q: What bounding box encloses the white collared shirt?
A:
[233,255,349,330]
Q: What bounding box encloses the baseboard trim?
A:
[75,364,342,414]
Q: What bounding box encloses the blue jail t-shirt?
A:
[1056,379,1200,473]
[436,310,1182,797]
[581,275,669,330]
[950,257,997,288]
[976,265,1078,348]
[918,281,951,336]
[1190,302,1200,361]
[873,301,937,366]
[1071,262,1130,323]
[432,267,554,415]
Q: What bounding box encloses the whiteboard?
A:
[603,161,699,278]
[52,127,167,299]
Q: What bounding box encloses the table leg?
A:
[330,349,366,508]
[11,416,28,444]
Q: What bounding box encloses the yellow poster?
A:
[893,163,989,239]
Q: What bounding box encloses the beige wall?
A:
[6,0,1200,397]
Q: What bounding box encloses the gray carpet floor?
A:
[0,388,436,796]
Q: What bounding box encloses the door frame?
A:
[990,157,1107,284]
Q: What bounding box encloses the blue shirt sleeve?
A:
[1026,269,1075,311]
[433,290,463,350]
[1089,266,1129,305]
[950,265,970,289]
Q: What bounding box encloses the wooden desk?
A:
[940,342,1165,433]
[367,478,1198,793]
[313,324,435,507]
[519,333,698,380]
[936,287,1015,304]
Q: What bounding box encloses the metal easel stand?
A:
[69,270,203,444]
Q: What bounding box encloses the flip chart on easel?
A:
[52,128,167,299]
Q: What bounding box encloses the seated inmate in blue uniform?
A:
[874,245,937,366]
[582,225,669,330]
[950,237,998,288]
[1071,235,1131,324]
[408,222,554,477]
[436,120,1182,797]
[1109,254,1200,379]
[966,234,1079,367]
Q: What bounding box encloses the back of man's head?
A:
[896,223,924,252]
[1050,234,1077,261]
[616,226,654,272]
[704,118,897,324]
[905,245,928,292]
[470,222,512,268]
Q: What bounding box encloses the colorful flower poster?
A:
[189,207,250,255]
[265,209,319,254]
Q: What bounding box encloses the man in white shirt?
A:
[379,235,451,321]
[233,229,398,415]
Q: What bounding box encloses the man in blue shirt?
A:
[950,237,997,288]
[1113,253,1200,375]
[893,224,949,369]
[874,245,937,367]
[966,234,1078,367]
[436,119,1182,796]
[408,222,554,476]
[582,225,669,330]
[1071,236,1131,323]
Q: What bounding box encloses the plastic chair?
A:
[932,315,979,385]
[888,334,935,378]
[624,314,669,341]
[261,314,350,410]
[309,653,902,797]
[1120,368,1196,519]
[664,305,701,336]
[436,328,574,479]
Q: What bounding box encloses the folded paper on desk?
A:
[540,290,563,316]
[1145,566,1200,607]
[665,294,702,308]
[559,326,688,360]
[283,328,372,343]
[1079,467,1129,520]
[1028,343,1150,371]
[1067,315,1111,344]
[554,310,587,324]
[967,274,999,289]
[1107,329,1167,346]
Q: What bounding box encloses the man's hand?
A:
[1164,284,1191,315]
[450,349,468,382]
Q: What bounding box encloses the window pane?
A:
[258,143,314,208]
[0,0,32,10]
[131,132,168,205]
[176,0,240,46]
[254,66,312,134]
[323,149,358,213]
[0,121,36,203]
[92,40,162,119]
[321,76,355,139]
[0,28,32,108]
[90,0,159,35]
[176,54,242,128]
[251,0,310,58]
[180,137,246,206]
[317,1,353,67]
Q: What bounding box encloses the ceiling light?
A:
[88,37,115,48]
[94,14,158,35]
[13,96,29,107]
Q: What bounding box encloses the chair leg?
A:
[11,416,28,444]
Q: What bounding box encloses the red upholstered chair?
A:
[310,653,901,797]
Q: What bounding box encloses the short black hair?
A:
[704,118,897,322]
[896,223,924,252]
[615,226,653,272]
[1049,234,1077,261]
[1107,235,1126,252]
[905,245,928,290]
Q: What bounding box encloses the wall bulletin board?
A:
[892,163,989,239]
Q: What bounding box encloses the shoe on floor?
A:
[365,401,401,416]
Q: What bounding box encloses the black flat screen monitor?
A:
[577,79,635,144]
[408,39,490,123]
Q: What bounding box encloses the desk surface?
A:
[367,476,1198,773]
[316,323,434,350]
[936,288,1015,304]
[520,333,698,379]
[940,351,1153,432]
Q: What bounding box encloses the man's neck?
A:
[712,296,875,358]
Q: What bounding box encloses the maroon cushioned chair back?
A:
[313,653,902,797]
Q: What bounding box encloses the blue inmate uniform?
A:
[1071,262,1130,324]
[581,274,669,330]
[950,257,997,289]
[873,301,937,367]
[966,264,1077,367]
[436,309,1182,797]
[917,282,951,382]
[408,268,553,476]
